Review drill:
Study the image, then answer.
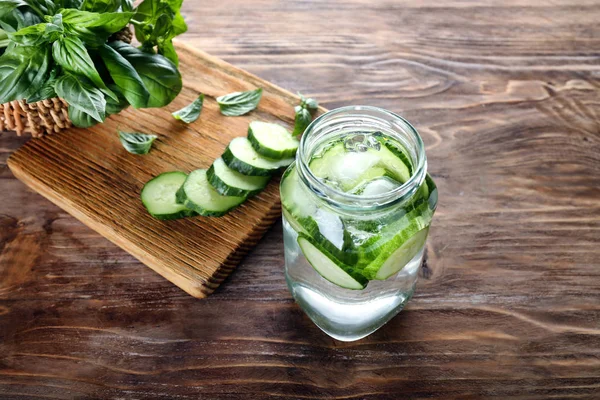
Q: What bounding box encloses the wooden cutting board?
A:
[7,41,312,299]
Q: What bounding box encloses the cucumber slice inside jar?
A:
[141,171,195,220]
[248,121,299,159]
[309,140,412,192]
[222,137,294,176]
[176,169,245,216]
[360,209,432,280]
[368,227,429,280]
[207,157,270,197]
[298,234,368,290]
[280,166,319,220]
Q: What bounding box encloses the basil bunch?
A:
[0,0,187,128]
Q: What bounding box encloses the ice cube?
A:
[352,176,400,196]
[343,132,381,152]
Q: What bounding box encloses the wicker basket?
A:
[0,26,133,137]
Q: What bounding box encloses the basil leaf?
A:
[118,131,157,154]
[6,21,45,45]
[133,0,186,65]
[60,8,132,29]
[54,72,106,122]
[8,13,63,45]
[0,29,9,47]
[105,83,129,114]
[110,40,181,108]
[172,94,203,123]
[98,43,149,108]
[23,0,53,17]
[298,92,318,111]
[121,0,132,12]
[0,44,50,103]
[0,7,41,33]
[62,0,82,9]
[171,9,186,35]
[292,105,312,137]
[68,105,98,128]
[52,36,116,100]
[61,9,133,46]
[45,13,63,34]
[305,98,318,110]
[0,0,26,19]
[26,65,58,102]
[217,88,262,117]
[81,0,120,13]
[16,8,41,27]
[157,38,177,66]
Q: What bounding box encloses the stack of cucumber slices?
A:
[141,121,299,219]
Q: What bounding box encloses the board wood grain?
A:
[1,0,600,398]
[6,41,312,299]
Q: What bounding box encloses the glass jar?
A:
[280,106,438,341]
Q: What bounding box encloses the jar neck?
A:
[296,105,427,213]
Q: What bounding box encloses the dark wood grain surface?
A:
[1,0,599,398]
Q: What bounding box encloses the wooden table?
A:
[1,1,599,398]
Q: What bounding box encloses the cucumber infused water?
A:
[281,106,437,341]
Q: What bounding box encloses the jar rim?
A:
[297,105,427,211]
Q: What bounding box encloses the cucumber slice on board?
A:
[207,157,270,197]
[222,137,294,176]
[176,169,245,216]
[248,121,299,159]
[298,234,368,290]
[141,171,195,220]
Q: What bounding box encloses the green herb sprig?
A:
[0,0,187,128]
[293,92,318,136]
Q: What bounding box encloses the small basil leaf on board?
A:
[110,40,181,108]
[216,88,262,117]
[52,36,117,100]
[26,66,59,102]
[292,105,312,137]
[68,105,98,128]
[98,43,149,108]
[0,44,50,103]
[54,72,106,122]
[118,131,157,154]
[172,94,203,123]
